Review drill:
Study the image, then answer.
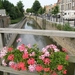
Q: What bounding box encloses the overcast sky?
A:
[8,0,57,9]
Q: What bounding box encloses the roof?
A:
[0,9,6,16]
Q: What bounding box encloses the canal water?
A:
[0,19,75,75]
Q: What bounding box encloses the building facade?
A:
[44,5,52,14]
[0,9,10,28]
[72,0,75,10]
[57,0,75,13]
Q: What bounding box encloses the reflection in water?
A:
[9,19,75,75]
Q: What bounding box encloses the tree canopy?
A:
[0,0,24,19]
[51,5,59,15]
[32,0,41,14]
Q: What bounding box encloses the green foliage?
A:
[63,23,73,31]
[11,17,22,24]
[26,8,32,13]
[32,0,41,14]
[0,0,24,20]
[56,23,74,31]
[50,52,69,70]
[38,7,44,14]
[17,1,24,16]
[51,5,59,15]
[0,0,4,9]
[56,24,63,30]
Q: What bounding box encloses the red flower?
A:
[8,47,13,52]
[63,70,67,74]
[10,64,17,70]
[57,65,63,71]
[17,62,26,70]
[7,54,14,61]
[43,58,50,64]
[27,58,35,65]
[62,48,67,52]
[44,68,50,72]
[65,55,69,60]
[36,65,43,72]
[22,53,29,59]
[52,71,57,75]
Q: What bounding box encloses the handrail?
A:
[0,28,75,38]
[0,66,38,75]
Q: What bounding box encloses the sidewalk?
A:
[45,16,75,28]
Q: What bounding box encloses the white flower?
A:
[2,59,7,66]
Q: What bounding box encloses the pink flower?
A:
[42,48,47,53]
[54,49,59,52]
[27,58,35,65]
[7,54,14,61]
[27,44,31,48]
[44,51,50,57]
[43,58,50,64]
[10,64,18,70]
[9,61,15,66]
[62,48,68,52]
[39,55,45,60]
[0,47,7,58]
[29,52,35,56]
[2,59,7,66]
[63,70,67,74]
[22,52,29,59]
[28,65,36,72]
[65,55,69,60]
[57,65,63,71]
[35,65,43,72]
[16,38,22,42]
[17,44,26,52]
[49,44,57,49]
[46,45,50,49]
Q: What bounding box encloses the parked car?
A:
[62,10,75,19]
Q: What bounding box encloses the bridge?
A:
[0,17,75,75]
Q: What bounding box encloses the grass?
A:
[11,17,23,24]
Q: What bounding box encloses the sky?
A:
[8,0,57,9]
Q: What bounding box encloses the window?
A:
[72,2,75,7]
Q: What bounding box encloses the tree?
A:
[1,0,24,19]
[17,1,24,16]
[3,0,14,14]
[26,8,32,13]
[51,5,59,15]
[38,7,44,14]
[32,0,41,14]
[0,0,4,9]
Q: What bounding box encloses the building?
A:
[44,3,57,14]
[0,9,6,16]
[44,5,52,14]
[0,9,10,28]
[57,0,75,13]
[72,0,75,10]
